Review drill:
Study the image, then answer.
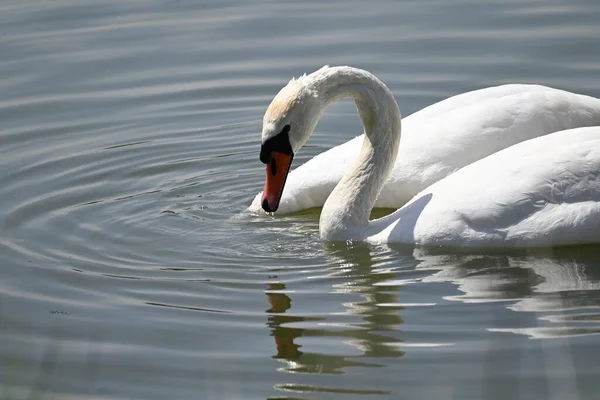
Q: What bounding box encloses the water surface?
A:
[1,0,600,399]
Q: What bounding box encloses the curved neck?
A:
[309,67,401,240]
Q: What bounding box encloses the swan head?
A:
[259,71,325,212]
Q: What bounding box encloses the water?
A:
[1,0,600,399]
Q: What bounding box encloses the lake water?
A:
[2,0,600,399]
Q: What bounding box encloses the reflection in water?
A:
[264,243,600,398]
[266,282,304,362]
[265,243,404,396]
[409,245,600,339]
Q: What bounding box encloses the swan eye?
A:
[260,124,293,164]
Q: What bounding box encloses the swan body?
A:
[256,66,600,247]
[250,79,600,214]
[367,127,600,247]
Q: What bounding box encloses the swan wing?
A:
[382,87,600,206]
[369,127,600,247]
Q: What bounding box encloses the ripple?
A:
[2,0,600,399]
[274,383,392,396]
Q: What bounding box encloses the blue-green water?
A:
[1,1,600,399]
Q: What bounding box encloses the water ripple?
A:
[2,0,600,399]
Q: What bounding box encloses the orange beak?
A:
[261,152,293,212]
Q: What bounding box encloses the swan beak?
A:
[261,152,293,212]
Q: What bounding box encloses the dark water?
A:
[1,0,600,399]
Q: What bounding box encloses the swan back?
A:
[368,126,600,247]
[382,88,600,206]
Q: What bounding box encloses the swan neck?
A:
[313,68,401,240]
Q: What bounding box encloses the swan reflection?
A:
[265,242,404,378]
[408,245,600,338]
[265,243,600,399]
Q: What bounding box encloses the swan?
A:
[257,66,600,247]
[250,69,600,214]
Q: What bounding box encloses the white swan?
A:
[250,68,600,214]
[257,66,600,247]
